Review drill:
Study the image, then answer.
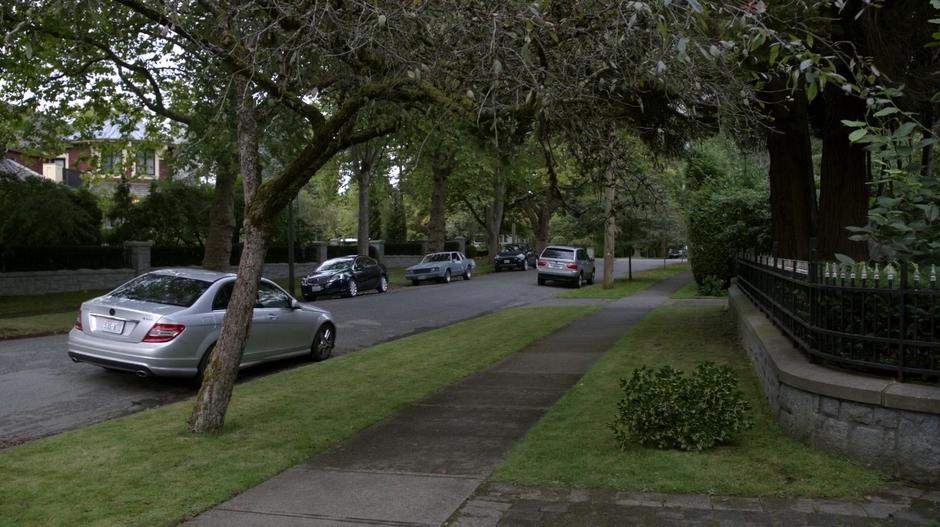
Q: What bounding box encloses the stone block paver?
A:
[449,483,939,526]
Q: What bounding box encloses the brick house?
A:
[3,121,175,197]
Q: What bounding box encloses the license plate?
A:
[98,317,125,334]
[310,285,322,292]
[503,259,511,264]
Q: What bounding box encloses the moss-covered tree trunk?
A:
[189,78,265,434]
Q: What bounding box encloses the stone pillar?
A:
[124,241,153,276]
[310,241,328,264]
[420,240,429,255]
[369,240,385,262]
[453,236,467,254]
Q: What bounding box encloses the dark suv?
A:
[494,243,537,271]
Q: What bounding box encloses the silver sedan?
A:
[67,269,336,379]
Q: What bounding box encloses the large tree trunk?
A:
[603,164,616,288]
[353,143,381,256]
[427,148,454,252]
[485,160,507,257]
[818,84,869,260]
[189,78,265,434]
[764,80,817,260]
[201,153,239,270]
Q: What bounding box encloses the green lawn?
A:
[0,312,77,340]
[0,289,106,318]
[558,263,690,299]
[0,290,106,340]
[670,279,728,299]
[0,305,598,527]
[492,304,889,498]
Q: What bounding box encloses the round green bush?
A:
[611,362,753,451]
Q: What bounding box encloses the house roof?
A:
[68,120,149,141]
[0,158,41,180]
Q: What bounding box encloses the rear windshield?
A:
[423,253,452,262]
[541,248,575,260]
[110,274,212,307]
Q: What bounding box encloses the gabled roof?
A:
[0,158,41,180]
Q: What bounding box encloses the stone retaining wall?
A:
[729,285,940,485]
[382,255,423,268]
[0,268,137,296]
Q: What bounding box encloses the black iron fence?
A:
[736,252,939,382]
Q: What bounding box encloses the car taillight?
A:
[74,310,83,331]
[566,263,578,269]
[143,323,186,343]
[537,260,546,267]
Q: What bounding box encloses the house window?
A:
[101,151,123,171]
[136,151,156,177]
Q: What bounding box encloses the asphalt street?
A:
[0,258,677,443]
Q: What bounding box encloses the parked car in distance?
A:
[301,255,388,300]
[667,246,688,259]
[537,245,596,288]
[494,243,537,271]
[67,269,336,379]
[405,251,475,285]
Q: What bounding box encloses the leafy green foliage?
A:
[0,175,102,246]
[682,138,770,288]
[697,275,726,296]
[107,181,213,246]
[611,363,752,452]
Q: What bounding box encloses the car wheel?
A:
[522,260,529,271]
[311,323,335,362]
[411,279,420,286]
[345,279,358,297]
[442,269,451,283]
[377,275,389,293]
[463,267,472,280]
[574,272,583,288]
[587,269,595,285]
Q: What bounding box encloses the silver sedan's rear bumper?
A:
[67,329,200,377]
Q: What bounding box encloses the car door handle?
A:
[267,314,279,321]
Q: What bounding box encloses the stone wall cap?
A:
[729,285,940,415]
[123,240,154,247]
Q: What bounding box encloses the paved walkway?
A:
[189,273,937,526]
[190,273,690,526]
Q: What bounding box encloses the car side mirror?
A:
[291,299,302,310]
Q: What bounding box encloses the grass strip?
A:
[670,279,727,299]
[0,312,76,340]
[0,289,106,318]
[558,263,689,299]
[0,305,598,526]
[492,304,889,498]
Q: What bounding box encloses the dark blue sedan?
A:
[301,256,388,300]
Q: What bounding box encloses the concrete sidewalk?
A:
[189,273,691,526]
